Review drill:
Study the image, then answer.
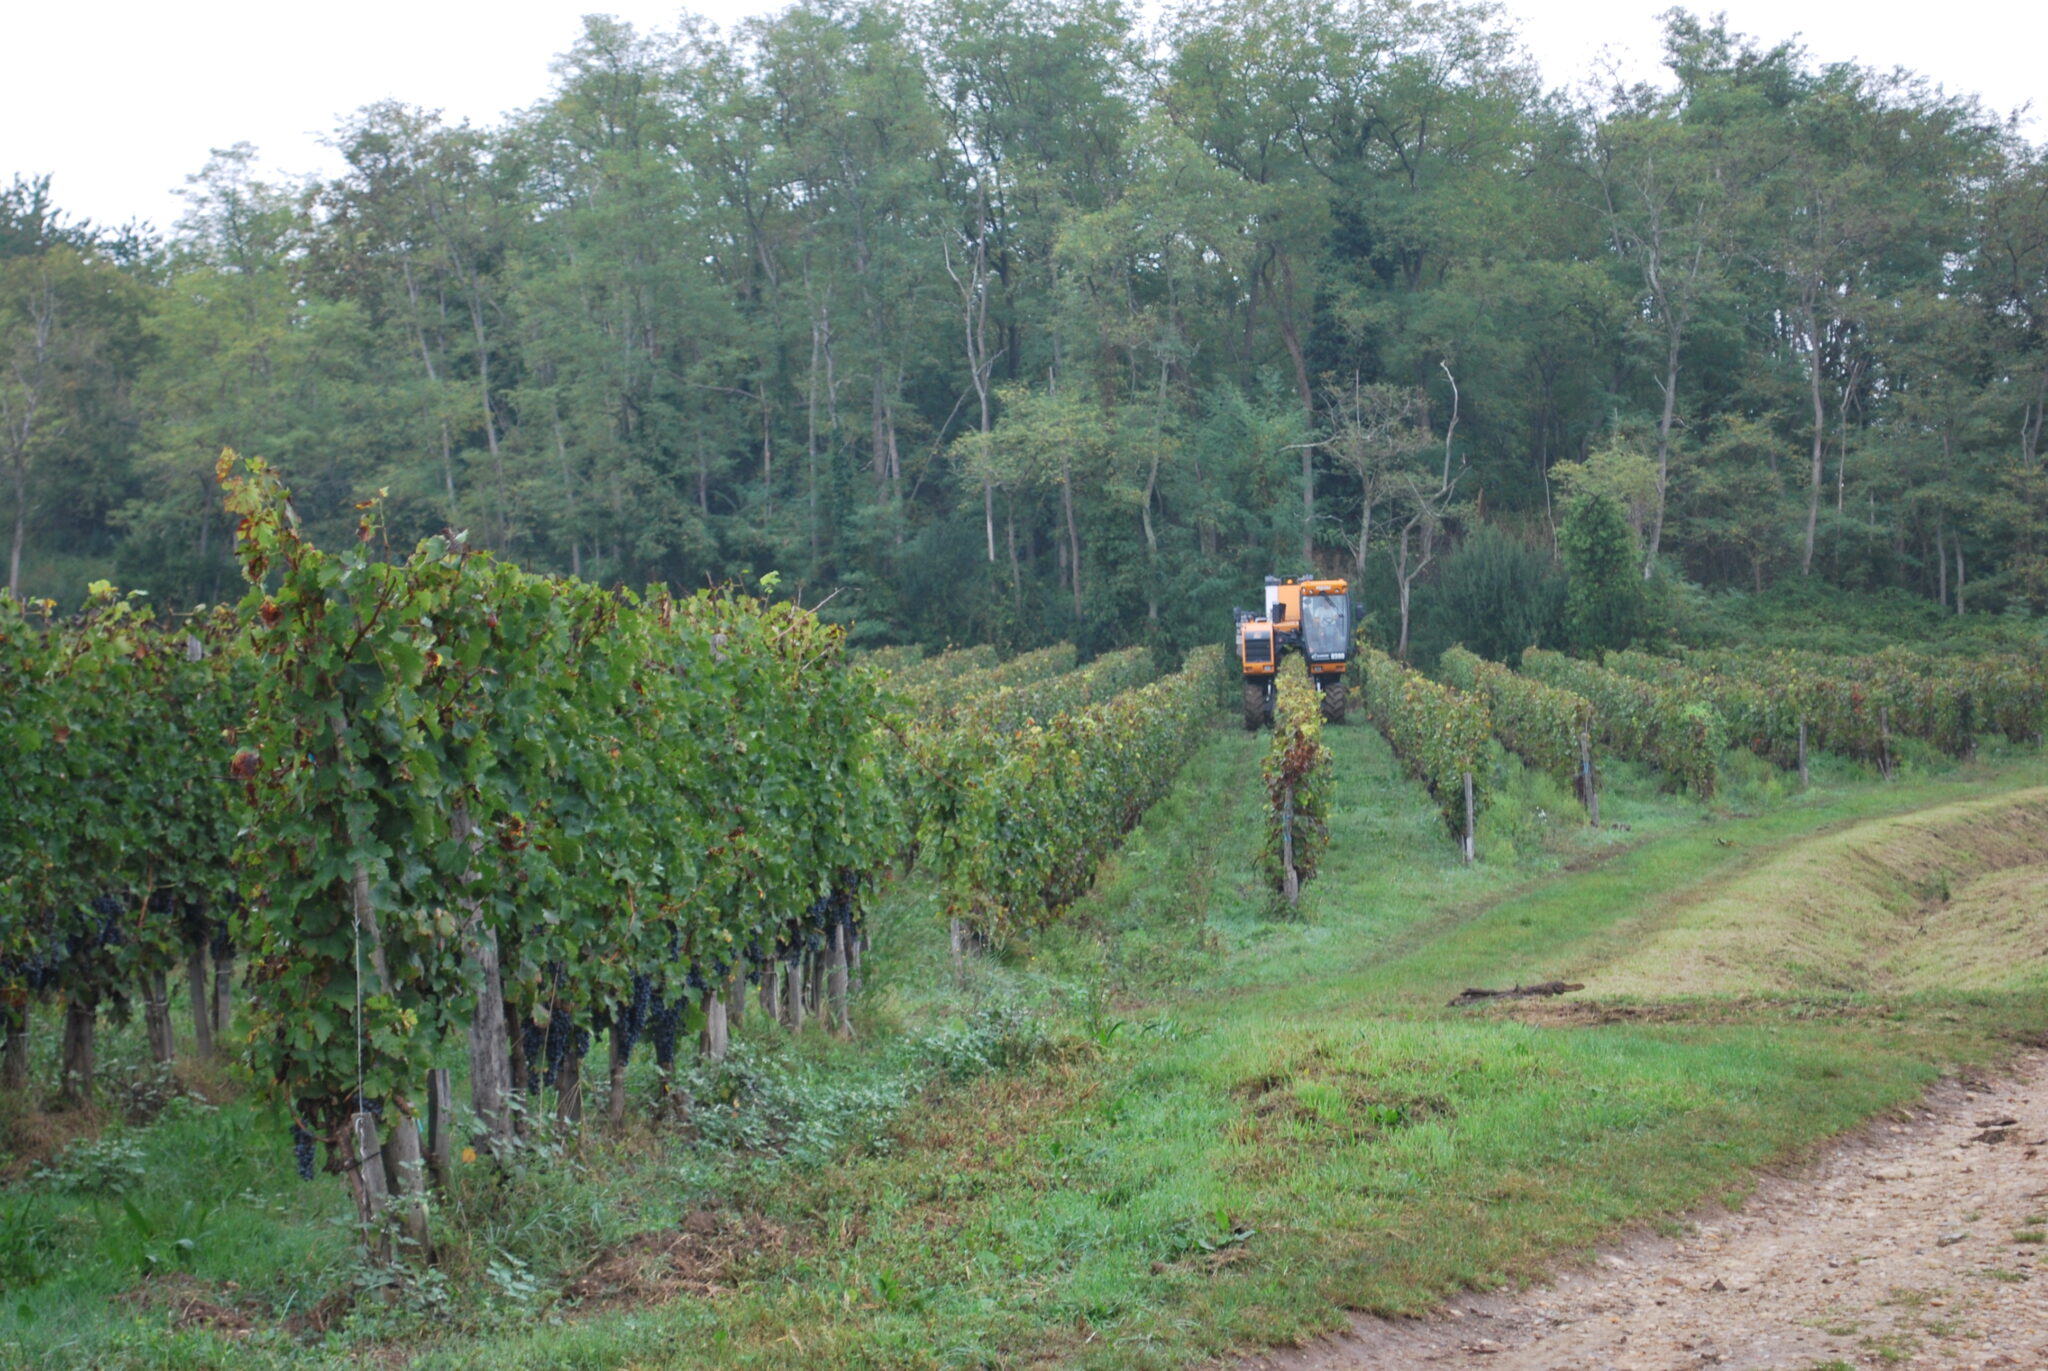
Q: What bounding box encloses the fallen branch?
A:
[1447,981,1584,1007]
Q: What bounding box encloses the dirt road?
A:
[1245,1054,2048,1371]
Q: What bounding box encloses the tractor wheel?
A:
[1242,681,1268,732]
[1321,678,1348,725]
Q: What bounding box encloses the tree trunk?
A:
[1800,304,1827,575]
[1935,520,1948,609]
[1645,329,1681,577]
[467,293,509,548]
[59,996,95,1107]
[185,943,214,1060]
[142,970,175,1067]
[726,958,745,1031]
[1061,457,1083,622]
[1141,451,1161,622]
[7,454,24,600]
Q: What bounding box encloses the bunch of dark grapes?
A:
[615,973,653,1064]
[291,1124,317,1181]
[542,1010,574,1087]
[744,939,765,986]
[648,998,682,1070]
[76,895,126,955]
[683,962,707,997]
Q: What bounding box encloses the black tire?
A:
[1321,677,1348,725]
[1243,681,1268,732]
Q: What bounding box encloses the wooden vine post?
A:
[1462,773,1476,864]
[1280,786,1299,904]
[1578,730,1600,826]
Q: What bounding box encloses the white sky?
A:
[3,0,2041,234]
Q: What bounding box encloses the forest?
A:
[3,0,2045,657]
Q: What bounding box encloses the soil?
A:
[1243,1054,2048,1371]
[559,1208,796,1313]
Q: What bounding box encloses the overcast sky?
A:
[4,0,2041,234]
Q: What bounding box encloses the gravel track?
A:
[1245,1053,2048,1371]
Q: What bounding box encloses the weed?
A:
[32,1132,146,1194]
[102,1194,217,1275]
[0,1196,54,1286]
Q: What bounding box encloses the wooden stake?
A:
[701,993,729,1061]
[59,996,95,1107]
[1797,720,1809,788]
[455,806,512,1154]
[554,1043,583,1129]
[210,946,235,1041]
[606,1024,629,1129]
[142,969,175,1066]
[1578,730,1599,826]
[0,1007,27,1093]
[1281,784,1299,904]
[1463,772,1476,864]
[465,928,514,1154]
[829,925,850,1037]
[425,1069,452,1189]
[185,943,214,1060]
[380,1108,432,1252]
[345,1110,389,1244]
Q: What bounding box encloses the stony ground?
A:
[1245,1054,2048,1371]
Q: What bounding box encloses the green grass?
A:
[4,718,2047,1369]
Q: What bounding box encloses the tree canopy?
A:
[3,3,2043,654]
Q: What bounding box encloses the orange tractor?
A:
[1234,575,1352,729]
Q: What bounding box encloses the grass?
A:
[3,717,2047,1368]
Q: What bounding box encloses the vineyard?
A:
[0,455,1222,1255]
[5,505,2048,1367]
